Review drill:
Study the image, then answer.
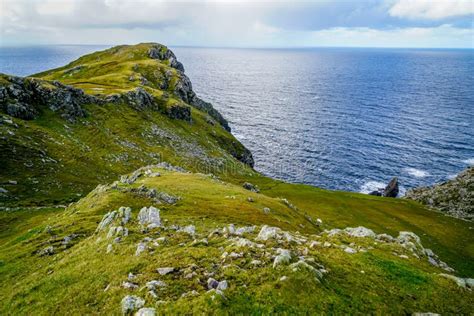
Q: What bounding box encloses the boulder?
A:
[137,206,161,228]
[256,225,281,241]
[135,308,156,316]
[243,182,259,193]
[273,249,291,268]
[289,260,323,281]
[121,295,145,315]
[157,267,175,275]
[344,226,376,238]
[96,211,117,232]
[383,177,399,198]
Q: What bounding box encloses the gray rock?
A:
[344,226,376,238]
[135,242,147,256]
[38,246,54,256]
[135,308,156,316]
[207,277,219,290]
[96,211,117,232]
[289,260,323,281]
[157,267,175,275]
[383,177,399,198]
[344,247,357,254]
[256,225,281,241]
[146,280,167,290]
[243,182,259,193]
[273,248,291,268]
[178,225,195,236]
[121,295,145,315]
[0,187,8,194]
[137,206,161,228]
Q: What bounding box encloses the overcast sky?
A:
[1,0,473,48]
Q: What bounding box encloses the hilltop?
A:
[0,43,473,315]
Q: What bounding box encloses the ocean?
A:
[1,45,473,193]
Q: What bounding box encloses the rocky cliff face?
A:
[0,75,94,122]
[405,167,473,220]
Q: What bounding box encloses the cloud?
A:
[0,0,472,48]
[389,0,474,20]
[309,24,473,48]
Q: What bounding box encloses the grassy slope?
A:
[0,167,472,315]
[0,43,473,314]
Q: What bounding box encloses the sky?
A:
[0,0,473,48]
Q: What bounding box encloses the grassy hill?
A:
[0,43,472,314]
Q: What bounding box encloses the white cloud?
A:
[309,24,473,48]
[389,0,474,20]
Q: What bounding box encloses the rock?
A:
[344,226,376,238]
[157,267,175,275]
[121,295,145,315]
[247,197,254,202]
[368,190,382,196]
[8,180,17,185]
[256,225,281,241]
[383,177,399,198]
[439,273,467,288]
[0,187,8,194]
[135,242,147,256]
[146,280,166,290]
[376,233,395,242]
[207,278,219,290]
[273,249,291,268]
[137,206,161,228]
[289,260,323,281]
[38,246,54,256]
[263,207,271,214]
[0,75,93,121]
[96,211,117,232]
[325,228,342,237]
[243,182,259,193]
[405,167,474,220]
[217,280,228,291]
[344,247,357,254]
[106,244,113,253]
[62,233,78,246]
[231,237,259,248]
[119,206,132,225]
[178,225,195,236]
[122,281,139,289]
[279,276,288,281]
[135,308,156,316]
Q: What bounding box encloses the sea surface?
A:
[1,45,473,194]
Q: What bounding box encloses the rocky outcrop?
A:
[0,75,94,121]
[405,167,473,220]
[147,43,231,131]
[384,177,399,197]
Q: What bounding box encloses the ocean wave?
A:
[359,181,385,194]
[404,167,429,178]
[462,158,474,165]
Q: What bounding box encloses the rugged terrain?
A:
[405,167,473,220]
[0,43,473,315]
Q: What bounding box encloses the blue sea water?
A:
[1,45,473,193]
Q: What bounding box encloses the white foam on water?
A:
[360,181,385,194]
[404,167,429,178]
[462,158,474,165]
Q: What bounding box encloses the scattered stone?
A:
[263,207,271,214]
[243,182,259,193]
[256,225,281,241]
[135,307,156,316]
[38,246,54,256]
[439,273,474,289]
[119,206,132,225]
[138,206,161,229]
[146,280,166,290]
[273,249,291,268]
[344,247,357,254]
[217,280,228,291]
[135,242,147,256]
[247,197,254,202]
[96,211,117,232]
[279,276,288,282]
[121,295,145,315]
[309,241,321,248]
[289,260,323,281]
[344,226,376,238]
[8,180,17,185]
[207,278,219,290]
[106,244,113,253]
[157,267,175,275]
[178,225,195,236]
[122,281,139,290]
[250,259,262,266]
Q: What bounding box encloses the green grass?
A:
[0,167,472,315]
